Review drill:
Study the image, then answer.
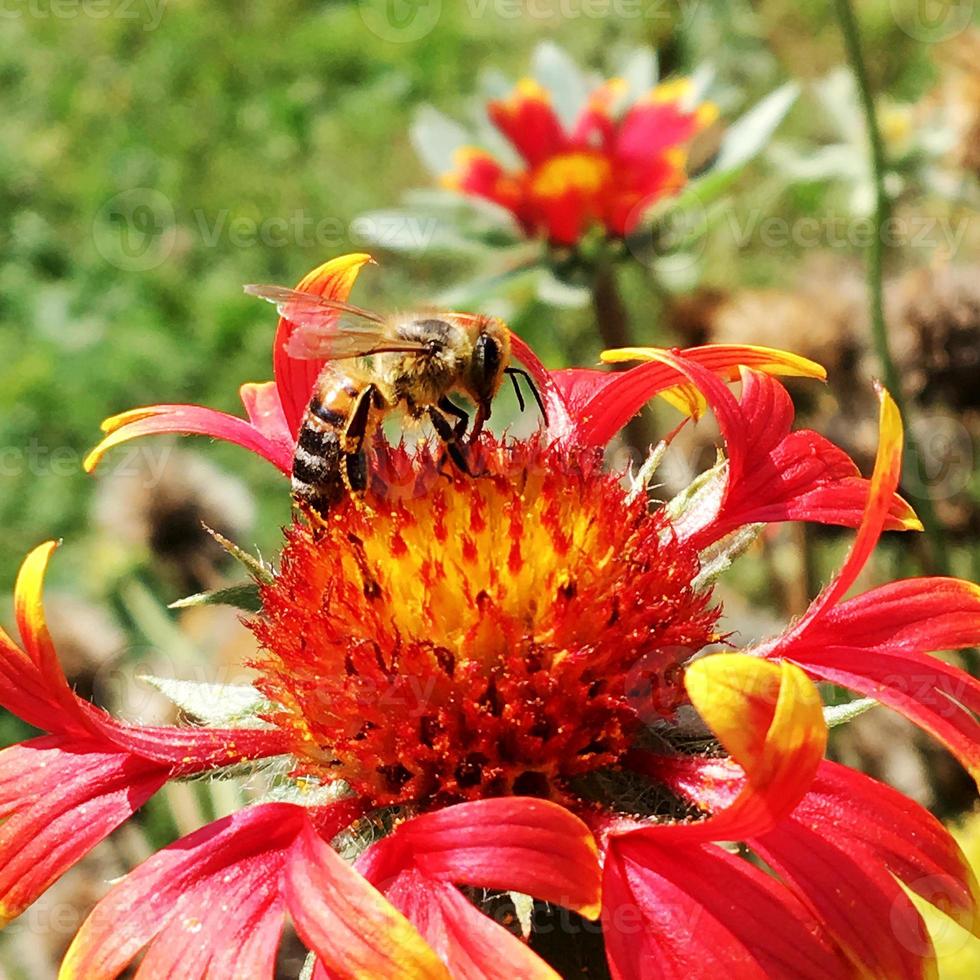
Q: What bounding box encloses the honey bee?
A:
[244,283,545,514]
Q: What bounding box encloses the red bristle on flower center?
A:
[250,438,720,808]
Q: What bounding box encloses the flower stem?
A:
[591,260,652,457]
[592,260,633,352]
[832,0,949,575]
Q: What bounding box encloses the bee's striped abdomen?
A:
[292,375,364,514]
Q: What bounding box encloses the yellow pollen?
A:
[530,152,612,199]
[649,77,694,105]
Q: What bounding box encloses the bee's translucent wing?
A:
[244,284,426,360]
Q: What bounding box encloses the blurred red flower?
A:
[441,75,717,247]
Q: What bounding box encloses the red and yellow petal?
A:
[612,656,825,846]
[441,147,525,222]
[357,797,601,920]
[797,761,979,935]
[776,578,980,783]
[0,736,168,926]
[3,542,290,768]
[644,752,977,977]
[273,252,375,436]
[285,821,449,980]
[680,654,826,839]
[487,78,569,167]
[83,401,294,476]
[566,343,825,447]
[602,836,848,980]
[753,819,936,979]
[382,868,559,980]
[11,542,103,736]
[770,385,912,644]
[571,77,627,151]
[643,365,919,546]
[60,802,363,980]
[614,94,701,165]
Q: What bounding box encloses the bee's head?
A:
[467,318,511,428]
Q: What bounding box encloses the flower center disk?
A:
[251,439,720,808]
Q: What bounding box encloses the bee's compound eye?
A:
[473,333,502,394]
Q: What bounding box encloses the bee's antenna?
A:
[506,370,527,413]
[505,368,548,425]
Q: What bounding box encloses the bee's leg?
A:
[339,385,378,497]
[340,385,377,455]
[437,396,470,440]
[427,407,474,477]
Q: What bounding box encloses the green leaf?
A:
[351,209,468,254]
[823,698,878,728]
[712,82,800,174]
[618,47,658,99]
[142,676,273,727]
[532,41,587,129]
[169,583,262,612]
[410,104,470,176]
[671,83,800,215]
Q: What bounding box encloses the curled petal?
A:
[240,380,293,449]
[0,737,168,926]
[2,542,291,769]
[273,253,374,436]
[0,544,292,921]
[678,654,826,838]
[666,367,918,547]
[565,344,825,447]
[783,384,906,637]
[357,797,601,920]
[7,542,114,738]
[83,402,293,476]
[286,821,449,980]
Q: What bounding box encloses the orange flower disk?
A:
[252,439,720,807]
